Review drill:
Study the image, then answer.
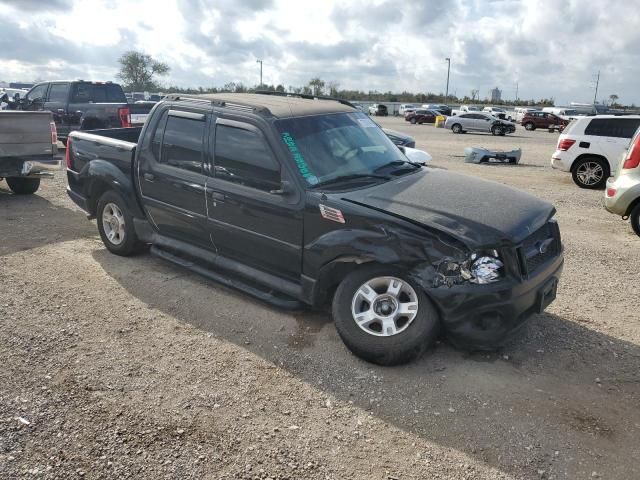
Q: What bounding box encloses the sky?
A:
[0,0,638,105]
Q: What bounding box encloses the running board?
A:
[150,246,305,310]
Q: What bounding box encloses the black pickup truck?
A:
[18,80,152,143]
[66,93,564,365]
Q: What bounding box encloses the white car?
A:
[551,115,640,189]
[514,107,537,122]
[483,106,512,121]
[399,104,417,115]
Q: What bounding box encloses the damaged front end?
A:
[431,251,504,287]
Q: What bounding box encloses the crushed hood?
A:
[339,169,555,248]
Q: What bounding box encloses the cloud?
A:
[0,0,638,105]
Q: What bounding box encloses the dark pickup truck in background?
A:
[65,93,564,365]
[18,80,153,143]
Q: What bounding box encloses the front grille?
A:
[519,221,561,276]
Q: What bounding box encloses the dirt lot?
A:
[1,119,639,479]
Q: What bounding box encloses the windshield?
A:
[276,112,411,188]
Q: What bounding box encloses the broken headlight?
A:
[434,250,504,287]
[467,252,504,284]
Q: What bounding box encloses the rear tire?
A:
[451,123,462,134]
[332,265,440,366]
[629,203,640,237]
[571,157,609,189]
[6,177,40,195]
[410,118,416,124]
[524,122,535,131]
[96,190,144,256]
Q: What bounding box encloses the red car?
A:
[521,111,568,131]
[405,109,438,124]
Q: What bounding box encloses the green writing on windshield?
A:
[281,132,318,185]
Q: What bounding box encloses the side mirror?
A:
[404,147,432,165]
[270,180,294,195]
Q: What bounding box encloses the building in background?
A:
[491,87,502,103]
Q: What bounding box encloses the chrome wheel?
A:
[102,202,126,245]
[576,161,604,186]
[351,276,419,337]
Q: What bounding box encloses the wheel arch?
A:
[624,196,640,217]
[83,161,145,219]
[570,153,611,175]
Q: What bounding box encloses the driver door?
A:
[23,83,49,112]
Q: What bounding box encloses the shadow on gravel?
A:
[0,186,94,255]
[92,249,640,479]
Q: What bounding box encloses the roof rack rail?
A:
[254,90,357,109]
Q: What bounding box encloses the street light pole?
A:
[256,59,263,87]
[445,57,451,102]
[593,70,600,105]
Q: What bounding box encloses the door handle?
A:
[210,191,226,201]
[143,173,155,182]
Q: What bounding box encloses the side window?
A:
[160,114,205,173]
[26,84,48,102]
[47,83,70,103]
[71,83,91,103]
[619,119,640,139]
[150,110,168,160]
[585,119,614,137]
[214,124,281,192]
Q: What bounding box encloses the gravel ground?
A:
[1,119,639,479]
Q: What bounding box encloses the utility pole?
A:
[593,70,600,105]
[256,59,263,87]
[445,57,451,102]
[515,82,519,102]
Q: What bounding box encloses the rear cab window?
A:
[70,83,127,103]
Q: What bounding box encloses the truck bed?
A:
[67,127,142,179]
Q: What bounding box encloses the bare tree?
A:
[327,80,340,96]
[609,94,619,106]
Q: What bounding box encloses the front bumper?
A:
[426,253,564,350]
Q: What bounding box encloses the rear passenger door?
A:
[137,108,212,249]
[206,118,303,281]
[590,118,640,170]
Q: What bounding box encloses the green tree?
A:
[308,77,325,96]
[609,94,619,106]
[117,51,170,91]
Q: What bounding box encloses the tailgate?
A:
[0,111,54,157]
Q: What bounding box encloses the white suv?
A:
[551,115,640,189]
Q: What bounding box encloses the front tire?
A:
[524,122,535,131]
[6,177,40,195]
[571,157,609,189]
[96,190,143,256]
[629,203,640,237]
[491,125,504,136]
[410,118,416,124]
[332,265,440,366]
[451,123,462,134]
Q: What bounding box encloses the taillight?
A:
[118,107,131,128]
[65,138,72,169]
[50,121,57,145]
[558,138,575,151]
[606,188,617,197]
[622,136,640,169]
